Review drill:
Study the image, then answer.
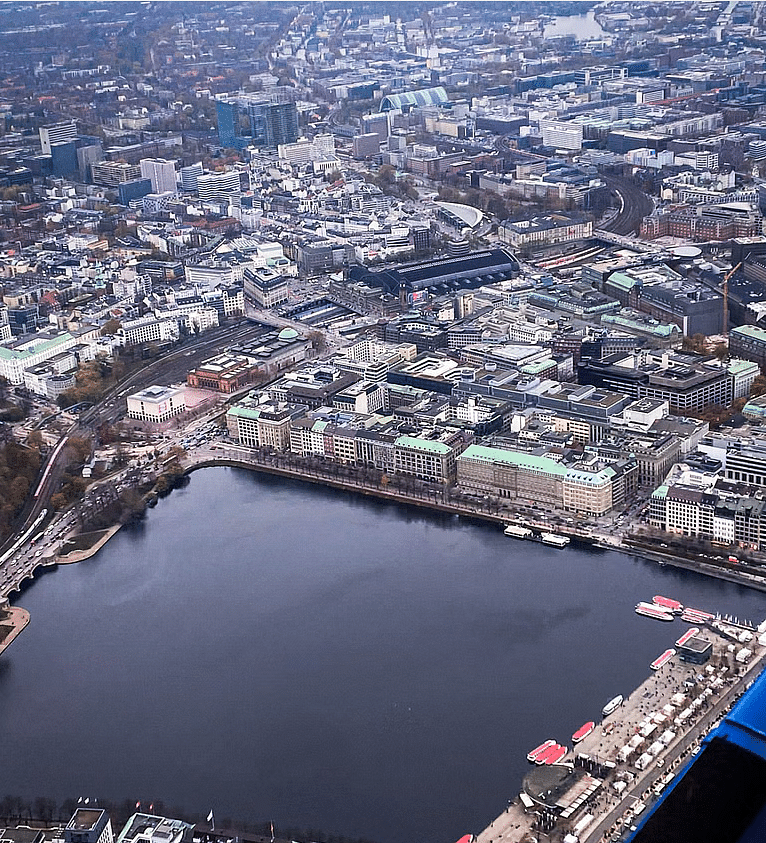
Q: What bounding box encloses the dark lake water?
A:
[1,467,764,843]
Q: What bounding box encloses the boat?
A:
[572,721,595,744]
[635,602,674,622]
[651,648,676,670]
[653,595,684,613]
[682,608,714,623]
[602,695,624,717]
[676,627,700,647]
[535,743,563,765]
[544,745,568,765]
[527,739,556,762]
[504,524,533,539]
[541,532,570,548]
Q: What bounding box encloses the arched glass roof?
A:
[379,86,449,112]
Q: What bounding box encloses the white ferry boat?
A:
[602,694,624,717]
[541,532,570,548]
[504,524,533,539]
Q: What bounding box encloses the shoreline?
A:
[184,455,766,594]
[12,454,765,606]
[0,605,30,657]
[56,524,124,565]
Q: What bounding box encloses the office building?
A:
[76,141,104,182]
[353,133,381,159]
[92,160,142,186]
[65,809,113,843]
[39,121,77,156]
[140,158,177,193]
[118,178,153,205]
[216,94,298,150]
[243,265,289,308]
[50,141,78,177]
[197,170,241,203]
[180,161,203,193]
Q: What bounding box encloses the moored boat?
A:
[653,595,683,613]
[681,608,714,623]
[602,695,624,717]
[651,648,676,670]
[572,721,595,744]
[544,745,568,765]
[535,743,563,765]
[635,602,674,622]
[527,739,556,762]
[504,524,533,539]
[676,627,700,646]
[541,532,570,548]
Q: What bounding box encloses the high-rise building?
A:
[39,121,77,155]
[50,141,78,177]
[140,157,177,193]
[118,178,153,205]
[92,160,142,186]
[216,93,298,150]
[180,161,203,192]
[197,170,242,202]
[362,112,390,143]
[76,141,104,182]
[353,133,381,159]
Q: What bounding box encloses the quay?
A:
[184,445,766,595]
[473,614,766,843]
[4,439,766,603]
[0,600,30,657]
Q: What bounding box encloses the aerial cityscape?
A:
[1,1,766,842]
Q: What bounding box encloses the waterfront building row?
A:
[650,481,766,551]
[225,389,641,514]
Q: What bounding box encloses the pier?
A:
[473,614,766,843]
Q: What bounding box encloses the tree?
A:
[308,330,327,353]
[101,318,121,335]
[27,429,43,450]
[50,492,68,511]
[682,333,707,354]
[751,374,766,397]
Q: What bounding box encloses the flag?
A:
[149,804,154,813]
[207,810,214,824]
[136,802,141,810]
[270,822,274,841]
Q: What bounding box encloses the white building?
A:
[540,120,583,151]
[180,161,203,192]
[0,331,79,384]
[127,384,186,422]
[140,158,177,193]
[40,121,77,155]
[197,170,241,202]
[117,316,179,347]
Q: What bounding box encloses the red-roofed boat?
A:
[527,739,556,762]
[651,648,676,670]
[572,721,595,744]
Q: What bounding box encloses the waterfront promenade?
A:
[3,436,766,606]
[475,621,766,843]
[183,443,766,595]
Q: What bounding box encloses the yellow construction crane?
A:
[723,261,742,336]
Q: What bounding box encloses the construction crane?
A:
[723,261,742,336]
